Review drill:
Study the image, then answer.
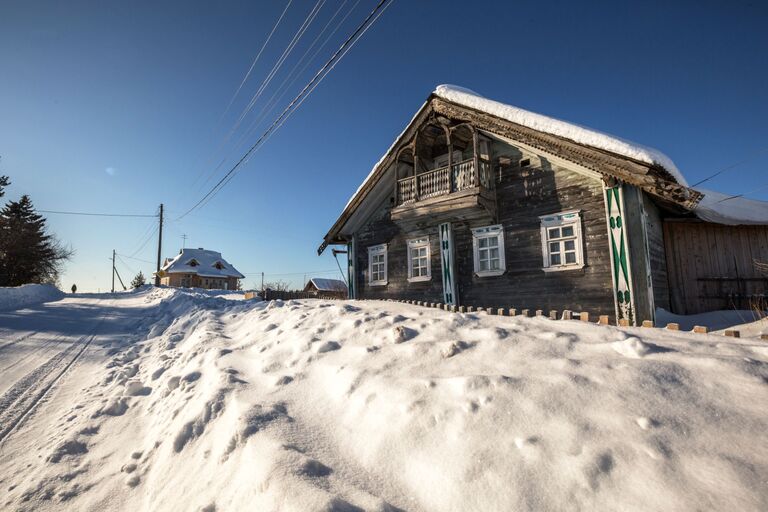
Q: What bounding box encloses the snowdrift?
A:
[0,284,64,312]
[3,290,767,511]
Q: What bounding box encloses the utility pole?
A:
[181,234,187,249]
[112,249,116,293]
[261,272,264,293]
[155,203,164,286]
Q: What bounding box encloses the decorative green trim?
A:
[605,185,634,324]
[439,223,457,305]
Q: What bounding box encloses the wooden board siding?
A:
[642,194,671,311]
[353,143,615,317]
[664,221,768,314]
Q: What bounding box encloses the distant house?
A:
[318,85,768,323]
[156,248,244,290]
[303,278,348,299]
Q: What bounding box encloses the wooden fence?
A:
[244,290,345,301]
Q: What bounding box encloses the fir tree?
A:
[0,195,72,286]
[131,271,146,289]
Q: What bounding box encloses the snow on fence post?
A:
[618,318,630,327]
[579,312,590,322]
[487,308,496,315]
[598,315,609,325]
[641,320,654,328]
[666,323,680,331]
[521,309,530,317]
[693,325,709,334]
[535,309,543,317]
[549,310,558,320]
[724,330,740,338]
[458,306,466,313]
[509,308,517,316]
[561,310,572,320]
[466,306,474,312]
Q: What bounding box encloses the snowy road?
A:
[0,293,157,445]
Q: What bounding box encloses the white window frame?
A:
[472,224,506,277]
[368,244,388,286]
[540,210,585,272]
[407,238,431,282]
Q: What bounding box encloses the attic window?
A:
[188,259,199,267]
[213,261,225,270]
[520,158,531,168]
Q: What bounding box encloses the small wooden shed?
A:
[303,278,348,299]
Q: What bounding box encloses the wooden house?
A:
[303,278,348,299]
[156,248,244,290]
[319,85,768,324]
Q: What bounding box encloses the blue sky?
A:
[1,0,767,291]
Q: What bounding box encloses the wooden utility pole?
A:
[155,204,164,286]
[112,249,116,293]
[261,272,264,293]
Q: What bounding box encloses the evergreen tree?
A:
[131,271,146,289]
[0,194,72,286]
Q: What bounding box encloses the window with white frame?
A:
[472,224,505,276]
[407,238,431,282]
[540,211,584,271]
[368,244,387,286]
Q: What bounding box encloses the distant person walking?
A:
[71,284,77,294]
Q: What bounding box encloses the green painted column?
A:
[604,184,635,325]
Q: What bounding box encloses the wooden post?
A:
[580,312,589,322]
[692,325,709,334]
[535,309,543,317]
[487,308,495,315]
[598,315,609,325]
[641,320,654,328]
[521,309,530,317]
[549,310,558,320]
[760,334,768,341]
[497,308,506,316]
[509,308,517,316]
[618,318,630,327]
[666,323,680,331]
[458,306,466,313]
[724,330,740,338]
[562,310,572,320]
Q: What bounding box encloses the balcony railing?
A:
[396,158,492,206]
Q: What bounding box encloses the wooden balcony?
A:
[392,158,496,223]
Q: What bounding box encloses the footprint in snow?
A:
[316,341,340,353]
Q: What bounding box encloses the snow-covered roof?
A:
[159,248,244,279]
[692,188,768,225]
[306,278,347,292]
[434,85,688,186]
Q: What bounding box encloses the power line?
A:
[241,269,339,276]
[117,253,156,265]
[128,224,159,259]
[215,0,393,198]
[196,0,327,191]
[690,147,768,187]
[178,0,394,220]
[230,0,360,157]
[715,181,768,203]
[37,209,157,218]
[218,0,295,124]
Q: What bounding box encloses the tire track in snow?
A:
[0,331,39,353]
[0,331,70,374]
[0,314,108,445]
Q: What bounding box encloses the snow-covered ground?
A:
[0,284,64,312]
[0,288,767,511]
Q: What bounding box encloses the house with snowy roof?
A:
[303,278,348,299]
[156,248,244,290]
[319,85,768,323]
